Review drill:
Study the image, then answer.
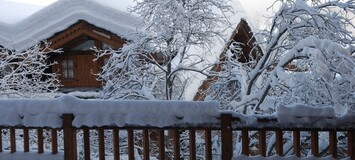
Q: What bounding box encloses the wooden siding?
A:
[53,54,102,88]
[46,20,125,88]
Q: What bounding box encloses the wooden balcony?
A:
[0,113,354,160]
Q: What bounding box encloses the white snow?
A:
[0,94,219,128]
[232,155,350,160]
[0,0,140,51]
[0,151,64,160]
[276,104,337,128]
[0,94,354,129]
[0,1,44,24]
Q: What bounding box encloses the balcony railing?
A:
[0,113,354,160]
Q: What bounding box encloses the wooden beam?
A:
[293,130,301,157]
[348,130,355,159]
[51,129,58,154]
[143,129,150,160]
[38,129,44,154]
[311,131,319,157]
[242,128,249,155]
[23,128,29,152]
[158,130,165,160]
[259,130,266,157]
[173,130,180,160]
[113,129,120,160]
[127,129,134,160]
[0,128,2,152]
[98,128,105,160]
[275,130,283,156]
[63,114,77,160]
[329,130,337,159]
[10,128,16,153]
[189,129,196,160]
[221,114,233,159]
[47,21,126,50]
[83,128,90,160]
[205,129,212,160]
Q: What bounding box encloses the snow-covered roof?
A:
[0,0,140,51]
[0,1,44,24]
[184,0,255,100]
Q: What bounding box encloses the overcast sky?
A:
[0,0,277,26]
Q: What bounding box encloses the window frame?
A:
[60,59,75,80]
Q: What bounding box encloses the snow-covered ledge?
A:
[0,95,220,128]
[0,95,354,129]
[225,104,355,129]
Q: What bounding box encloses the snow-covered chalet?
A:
[0,0,259,92]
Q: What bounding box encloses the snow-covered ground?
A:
[0,152,64,160]
[233,155,351,160]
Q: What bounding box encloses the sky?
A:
[0,0,277,26]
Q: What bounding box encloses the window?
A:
[61,60,74,79]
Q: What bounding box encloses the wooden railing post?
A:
[205,129,212,160]
[259,130,266,157]
[158,130,165,160]
[275,129,283,156]
[242,128,249,155]
[52,129,58,154]
[172,129,180,160]
[38,129,44,154]
[348,130,355,159]
[10,128,16,153]
[189,129,196,160]
[63,114,77,160]
[83,128,90,160]
[329,130,337,159]
[0,128,2,152]
[98,128,105,160]
[293,130,301,157]
[221,114,233,160]
[113,129,120,160]
[127,129,134,160]
[311,130,319,157]
[143,129,150,160]
[23,128,29,152]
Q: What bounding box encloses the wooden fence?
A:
[0,113,354,160]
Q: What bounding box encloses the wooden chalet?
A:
[0,0,141,91]
[46,20,125,89]
[194,19,261,100]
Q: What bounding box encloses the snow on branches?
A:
[205,0,355,114]
[0,42,61,98]
[96,0,233,100]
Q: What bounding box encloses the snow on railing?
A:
[0,94,220,128]
[0,95,354,159]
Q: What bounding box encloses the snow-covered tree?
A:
[0,42,61,98]
[95,0,233,100]
[206,0,355,114]
[94,0,235,159]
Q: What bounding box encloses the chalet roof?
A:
[0,0,140,51]
[183,1,257,100]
